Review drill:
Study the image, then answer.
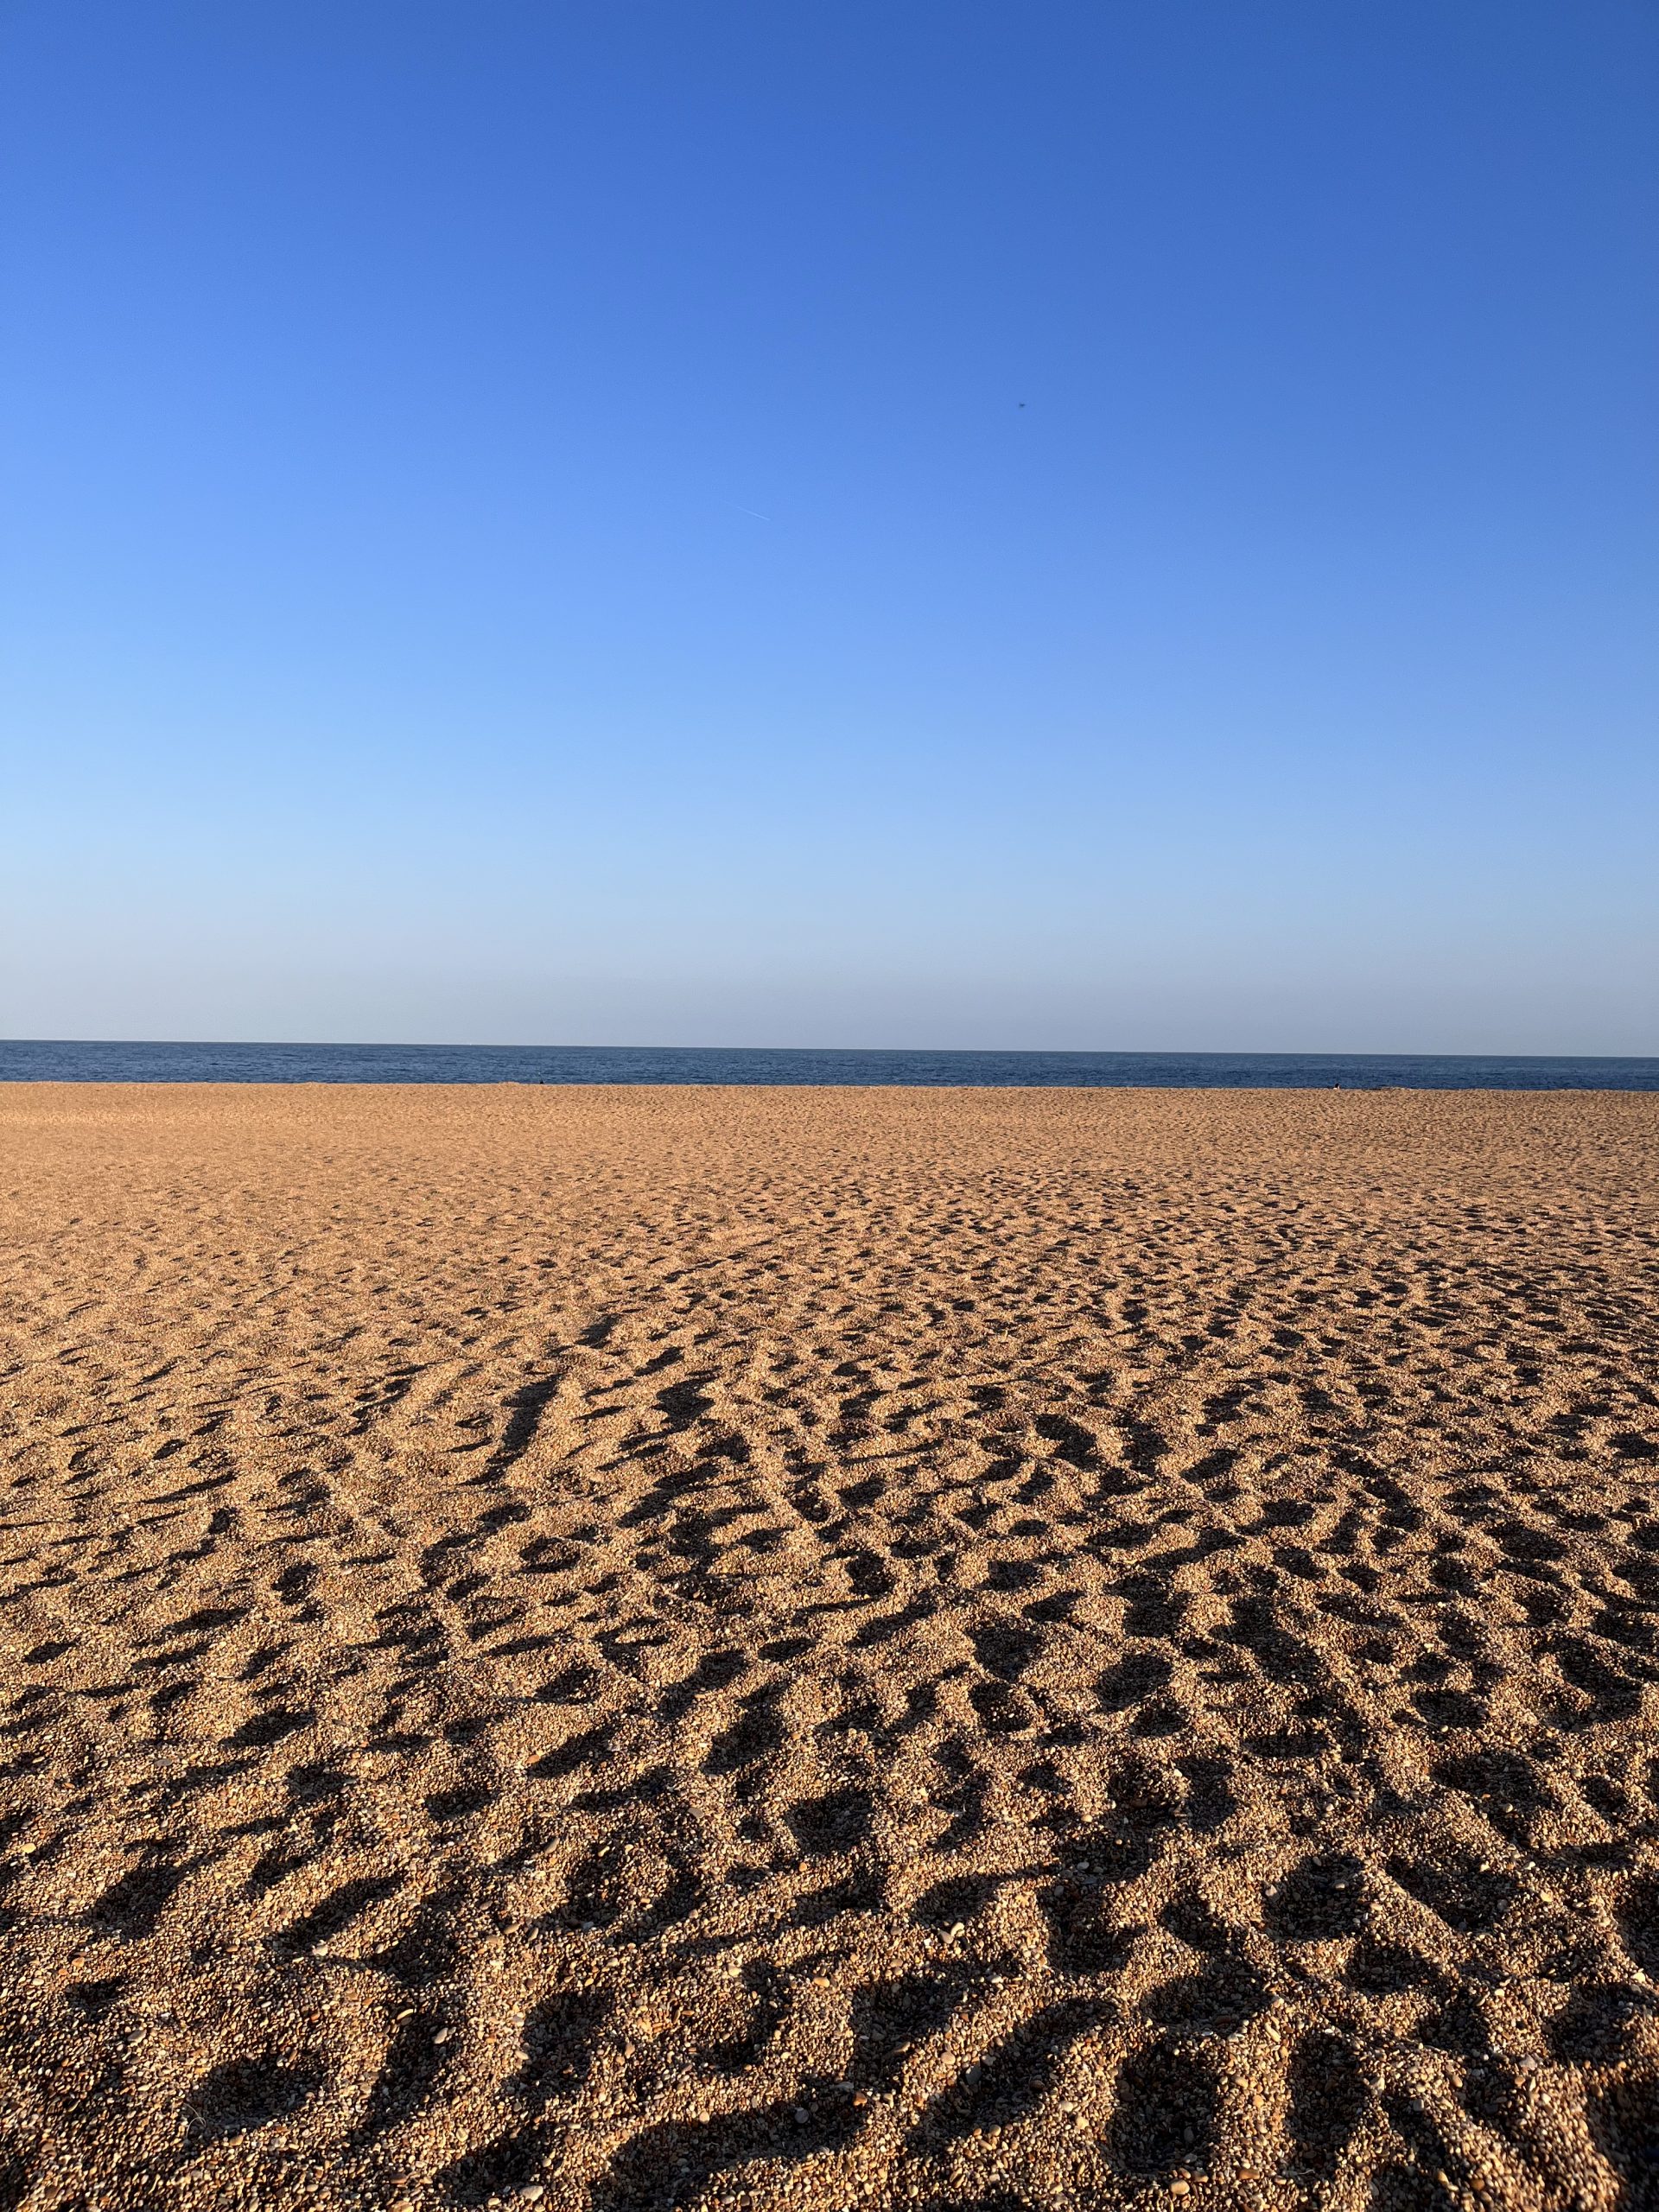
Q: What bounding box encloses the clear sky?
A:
[3,2,1655,1052]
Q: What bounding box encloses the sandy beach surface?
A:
[3,1083,1657,2212]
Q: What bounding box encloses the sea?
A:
[3,1041,1656,1089]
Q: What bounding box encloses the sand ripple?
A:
[1,1084,1656,2210]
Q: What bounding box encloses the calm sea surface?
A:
[3,1041,1656,1089]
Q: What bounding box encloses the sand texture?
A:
[3,1083,1659,2212]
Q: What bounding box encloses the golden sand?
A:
[3,1082,1657,2210]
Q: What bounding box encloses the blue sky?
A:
[3,1,1655,1051]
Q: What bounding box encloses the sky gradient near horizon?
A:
[3,1,1656,1052]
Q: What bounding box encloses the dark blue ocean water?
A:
[3,1040,1656,1089]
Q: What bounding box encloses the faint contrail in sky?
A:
[732,504,772,521]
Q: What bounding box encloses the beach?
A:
[3,1080,1657,2210]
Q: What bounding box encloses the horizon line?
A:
[5,1039,1656,1064]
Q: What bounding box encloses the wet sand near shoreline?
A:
[2,1082,1657,2212]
